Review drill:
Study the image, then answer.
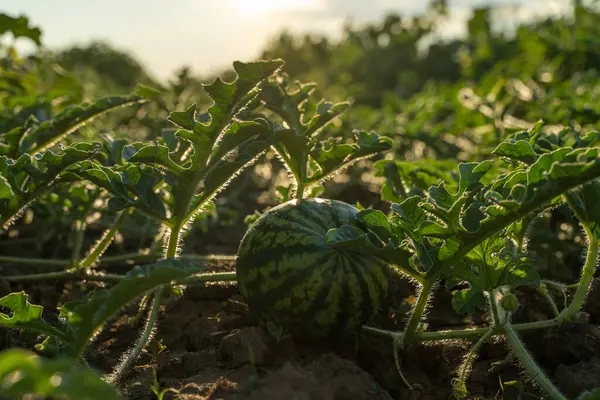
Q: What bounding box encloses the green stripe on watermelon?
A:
[236,197,391,338]
[238,251,332,302]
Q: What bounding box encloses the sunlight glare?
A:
[226,0,325,19]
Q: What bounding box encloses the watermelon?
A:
[236,197,389,337]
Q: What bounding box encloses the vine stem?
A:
[488,291,502,326]
[0,256,66,267]
[77,210,127,269]
[0,253,237,270]
[453,328,495,398]
[392,335,416,390]
[107,226,181,385]
[558,202,598,320]
[401,278,434,346]
[106,287,162,385]
[3,270,237,284]
[295,180,305,201]
[362,317,565,342]
[503,324,568,400]
[4,270,124,283]
[538,284,560,318]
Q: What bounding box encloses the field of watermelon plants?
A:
[1,3,600,399]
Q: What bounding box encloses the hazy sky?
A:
[1,0,570,82]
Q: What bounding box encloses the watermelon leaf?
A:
[325,224,375,251]
[257,72,391,199]
[451,286,488,315]
[578,388,600,400]
[59,161,168,222]
[106,60,288,227]
[0,142,104,230]
[0,292,67,341]
[0,348,119,399]
[17,88,154,156]
[355,209,391,241]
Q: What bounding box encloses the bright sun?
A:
[227,0,323,18]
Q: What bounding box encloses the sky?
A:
[0,0,571,82]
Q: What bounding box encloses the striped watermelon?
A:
[236,197,389,337]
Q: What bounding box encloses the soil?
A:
[1,181,599,400]
[2,263,599,400]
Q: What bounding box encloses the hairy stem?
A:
[558,228,597,322]
[392,335,415,390]
[542,279,581,291]
[109,225,182,385]
[3,270,237,285]
[165,226,182,260]
[3,270,124,283]
[362,316,568,342]
[488,291,502,326]
[106,287,162,385]
[453,328,494,398]
[0,256,66,267]
[504,324,568,400]
[538,284,560,318]
[180,271,237,284]
[402,279,434,346]
[78,210,127,269]
[0,253,237,270]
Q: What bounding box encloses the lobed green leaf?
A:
[17,89,154,155]
[0,348,119,399]
[0,292,67,341]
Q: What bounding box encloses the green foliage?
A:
[329,122,600,276]
[0,13,41,45]
[259,72,392,199]
[0,292,67,340]
[578,388,600,400]
[2,3,600,399]
[0,142,103,229]
[107,60,287,226]
[16,86,155,155]
[447,237,538,314]
[0,349,119,399]
[1,260,203,363]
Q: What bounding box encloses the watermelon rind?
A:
[236,197,389,337]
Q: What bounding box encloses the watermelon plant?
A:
[235,122,600,400]
[0,40,392,395]
[1,6,600,399]
[0,57,289,395]
[325,123,599,400]
[257,71,392,201]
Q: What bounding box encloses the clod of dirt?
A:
[218,327,271,367]
[246,353,393,400]
[526,323,600,369]
[555,358,600,398]
[183,314,224,351]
